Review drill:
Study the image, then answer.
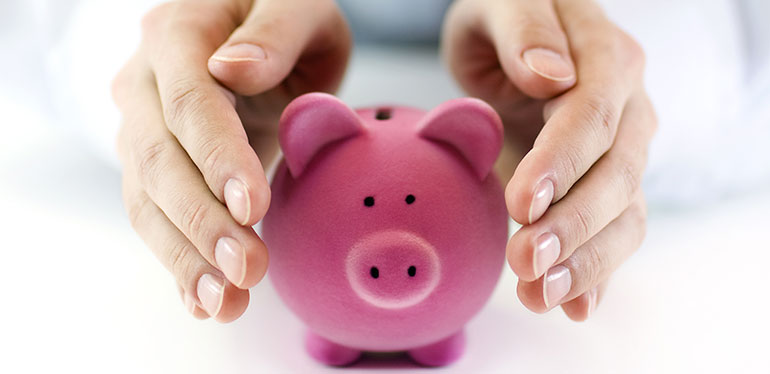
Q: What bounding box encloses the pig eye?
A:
[364,196,375,207]
[408,266,416,277]
[405,194,415,204]
[375,108,392,120]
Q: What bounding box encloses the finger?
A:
[516,193,647,313]
[441,0,574,112]
[485,0,576,98]
[178,284,210,320]
[507,91,656,281]
[121,164,249,322]
[142,1,271,227]
[560,281,607,322]
[208,0,351,96]
[505,0,646,224]
[120,68,268,290]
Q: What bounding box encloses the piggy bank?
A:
[262,93,508,366]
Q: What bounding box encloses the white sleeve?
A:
[599,0,770,206]
[47,0,770,202]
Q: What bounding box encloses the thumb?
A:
[487,0,577,99]
[208,0,350,96]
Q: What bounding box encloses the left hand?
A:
[442,0,657,321]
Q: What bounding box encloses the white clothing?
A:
[0,0,768,206]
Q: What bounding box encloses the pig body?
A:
[262,93,508,366]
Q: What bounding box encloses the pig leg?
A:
[304,331,362,366]
[407,329,466,366]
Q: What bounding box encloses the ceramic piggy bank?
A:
[262,93,508,366]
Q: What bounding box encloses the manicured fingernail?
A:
[224,178,251,225]
[211,43,267,63]
[533,232,560,278]
[197,274,225,318]
[586,287,598,318]
[522,48,575,82]
[543,265,571,309]
[215,237,246,287]
[528,178,554,224]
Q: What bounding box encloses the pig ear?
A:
[279,93,365,177]
[417,98,503,179]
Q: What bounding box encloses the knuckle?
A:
[199,136,230,177]
[132,137,169,189]
[165,239,198,284]
[571,199,597,241]
[555,141,585,184]
[140,2,231,51]
[164,79,204,130]
[614,155,643,201]
[112,57,152,110]
[618,29,645,67]
[580,243,606,287]
[180,200,210,238]
[581,93,619,150]
[141,2,177,35]
[609,28,645,75]
[165,3,231,40]
[561,245,601,292]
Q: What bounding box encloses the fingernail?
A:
[215,237,246,287]
[528,178,554,224]
[543,265,571,309]
[586,287,598,318]
[197,274,225,318]
[522,48,575,82]
[533,232,560,278]
[211,43,267,63]
[225,178,251,225]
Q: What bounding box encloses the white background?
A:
[1,1,769,373]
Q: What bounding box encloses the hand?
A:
[442,0,656,321]
[112,0,351,322]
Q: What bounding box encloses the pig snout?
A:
[345,230,440,309]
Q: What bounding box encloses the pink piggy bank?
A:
[262,93,508,366]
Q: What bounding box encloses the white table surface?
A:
[1,45,768,374]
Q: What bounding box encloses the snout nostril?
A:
[370,266,379,279]
[408,266,416,277]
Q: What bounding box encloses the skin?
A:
[113,0,656,322]
[443,0,657,321]
[113,0,351,321]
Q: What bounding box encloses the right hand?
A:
[112,0,351,322]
